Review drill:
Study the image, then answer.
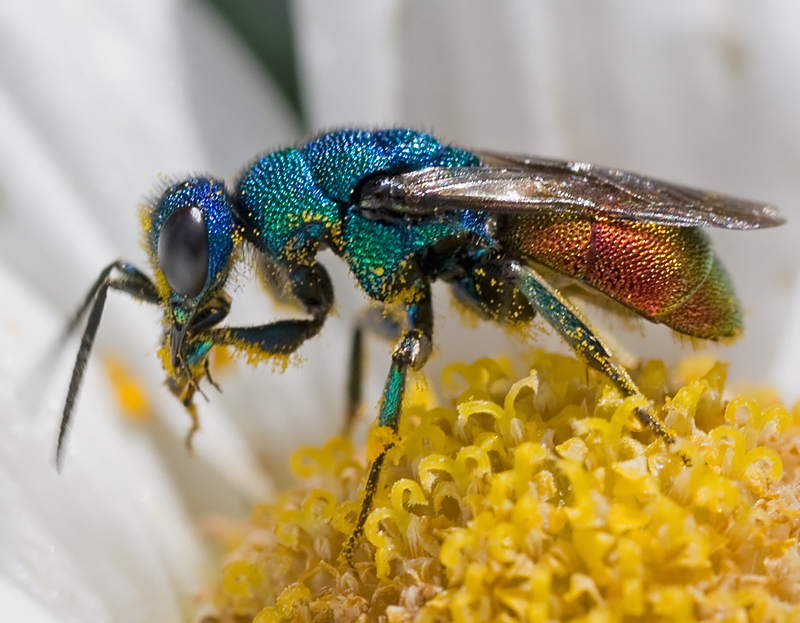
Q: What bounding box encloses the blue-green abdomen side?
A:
[300,128,480,203]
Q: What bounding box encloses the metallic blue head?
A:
[149,178,236,304]
[146,178,237,401]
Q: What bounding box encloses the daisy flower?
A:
[1,2,799,622]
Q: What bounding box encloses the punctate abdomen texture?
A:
[505,214,741,339]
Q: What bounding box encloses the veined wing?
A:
[358,152,783,229]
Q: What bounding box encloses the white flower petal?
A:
[0,576,62,623]
[0,263,198,622]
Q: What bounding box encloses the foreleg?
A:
[57,261,160,469]
[211,262,334,358]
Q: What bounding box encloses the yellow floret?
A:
[200,352,800,623]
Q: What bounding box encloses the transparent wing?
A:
[358,152,783,229]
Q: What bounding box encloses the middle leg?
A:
[344,306,404,436]
[341,284,433,563]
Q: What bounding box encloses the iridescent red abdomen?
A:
[505,214,741,339]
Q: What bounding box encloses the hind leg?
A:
[509,261,671,442]
[454,259,671,443]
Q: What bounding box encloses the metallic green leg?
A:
[508,262,673,443]
[343,308,403,435]
[341,291,432,563]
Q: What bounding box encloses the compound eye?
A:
[157,206,209,298]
